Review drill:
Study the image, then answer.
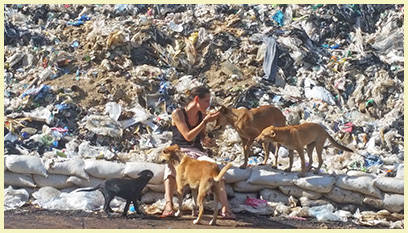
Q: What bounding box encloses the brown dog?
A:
[255,122,353,176]
[215,105,286,168]
[160,144,233,225]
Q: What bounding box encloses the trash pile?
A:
[4,4,404,228]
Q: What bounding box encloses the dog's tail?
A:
[326,133,354,153]
[214,163,233,182]
[76,184,103,192]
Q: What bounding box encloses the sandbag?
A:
[324,186,364,205]
[4,171,36,188]
[374,177,404,194]
[259,188,289,204]
[336,175,383,199]
[122,162,164,185]
[224,167,252,183]
[383,193,404,213]
[84,159,125,179]
[247,168,296,187]
[66,176,105,187]
[395,164,403,179]
[299,197,331,207]
[6,155,47,177]
[225,183,235,198]
[45,158,89,180]
[33,174,73,189]
[363,197,384,210]
[294,175,335,193]
[147,183,165,193]
[230,192,258,208]
[233,181,265,192]
[32,186,62,203]
[279,185,322,200]
[141,192,165,204]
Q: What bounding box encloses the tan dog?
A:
[215,105,286,168]
[255,122,353,176]
[160,144,233,225]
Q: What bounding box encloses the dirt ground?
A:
[4,205,385,229]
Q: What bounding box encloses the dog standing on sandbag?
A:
[77,169,153,217]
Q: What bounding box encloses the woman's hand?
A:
[202,136,216,147]
[203,111,220,123]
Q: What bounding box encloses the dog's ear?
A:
[163,144,180,153]
[172,144,180,151]
[219,105,228,113]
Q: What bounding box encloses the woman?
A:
[161,86,235,219]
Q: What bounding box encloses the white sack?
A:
[66,176,105,187]
[324,186,364,205]
[374,177,404,194]
[6,155,47,177]
[383,193,404,213]
[122,162,164,185]
[336,175,383,199]
[5,171,36,188]
[279,185,322,200]
[33,174,73,189]
[224,166,252,183]
[259,188,289,204]
[233,181,266,192]
[84,159,125,179]
[46,158,89,180]
[294,175,335,193]
[147,183,165,193]
[247,168,296,187]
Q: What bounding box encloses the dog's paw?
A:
[193,218,201,225]
[175,210,182,217]
[209,219,216,225]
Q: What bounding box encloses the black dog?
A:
[77,170,153,217]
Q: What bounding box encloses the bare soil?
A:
[4,205,384,229]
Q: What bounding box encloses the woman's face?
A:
[196,93,211,113]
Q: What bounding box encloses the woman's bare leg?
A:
[163,176,176,214]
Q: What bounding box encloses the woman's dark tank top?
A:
[171,108,203,151]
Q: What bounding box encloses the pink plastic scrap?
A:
[245,197,267,208]
[341,122,353,133]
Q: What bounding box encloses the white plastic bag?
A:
[4,186,30,210]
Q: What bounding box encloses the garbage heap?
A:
[4,4,404,228]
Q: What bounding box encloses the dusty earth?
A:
[4,205,385,229]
